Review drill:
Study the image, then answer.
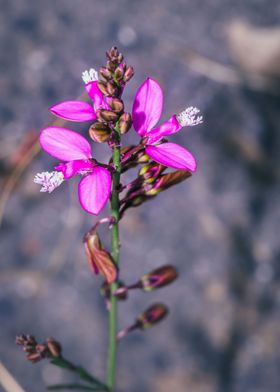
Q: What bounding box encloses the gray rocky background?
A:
[0,0,280,391]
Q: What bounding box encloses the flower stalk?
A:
[107,124,121,391]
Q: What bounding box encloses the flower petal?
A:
[49,100,96,122]
[55,159,94,179]
[132,78,163,137]
[78,167,112,215]
[146,115,182,144]
[85,81,109,111]
[146,142,197,171]
[40,127,92,161]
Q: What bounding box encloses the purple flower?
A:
[34,127,112,215]
[132,78,203,171]
[49,69,109,122]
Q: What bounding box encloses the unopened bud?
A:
[140,265,178,292]
[119,112,132,134]
[26,352,42,363]
[108,98,124,113]
[47,338,62,358]
[100,67,112,80]
[107,81,119,96]
[36,344,48,355]
[114,64,126,80]
[97,81,109,96]
[136,153,150,163]
[98,109,119,123]
[156,170,192,190]
[89,122,111,143]
[123,66,134,82]
[137,303,169,329]
[106,60,117,72]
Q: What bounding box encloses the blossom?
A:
[49,68,109,122]
[34,127,112,215]
[132,78,203,171]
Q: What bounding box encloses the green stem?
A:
[106,130,121,391]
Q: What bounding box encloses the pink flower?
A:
[49,69,109,122]
[34,127,112,215]
[132,78,203,171]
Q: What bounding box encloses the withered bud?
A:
[47,338,62,358]
[108,98,124,113]
[123,66,134,82]
[98,109,119,123]
[119,112,132,134]
[89,122,111,143]
[137,303,169,329]
[107,81,119,96]
[97,81,109,96]
[156,170,192,190]
[84,229,117,284]
[100,67,112,80]
[140,265,178,292]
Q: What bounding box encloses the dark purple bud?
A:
[140,265,178,292]
[137,303,169,329]
[89,122,111,143]
[108,98,124,113]
[119,112,132,134]
[97,81,109,96]
[98,109,119,123]
[123,66,134,82]
[107,81,119,96]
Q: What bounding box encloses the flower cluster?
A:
[34,48,202,216]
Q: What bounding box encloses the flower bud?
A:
[118,112,132,134]
[107,81,119,96]
[98,109,119,123]
[140,265,178,292]
[137,303,169,329]
[97,81,109,96]
[89,122,111,143]
[47,338,62,358]
[136,153,150,163]
[27,352,42,363]
[84,229,117,284]
[114,64,126,80]
[108,98,124,113]
[106,60,117,72]
[99,67,112,80]
[123,66,134,82]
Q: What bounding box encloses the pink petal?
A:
[78,167,112,215]
[85,81,109,111]
[146,142,197,171]
[132,78,163,137]
[55,159,94,179]
[40,127,92,161]
[49,101,96,122]
[146,115,182,144]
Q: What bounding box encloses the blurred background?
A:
[1,0,280,391]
